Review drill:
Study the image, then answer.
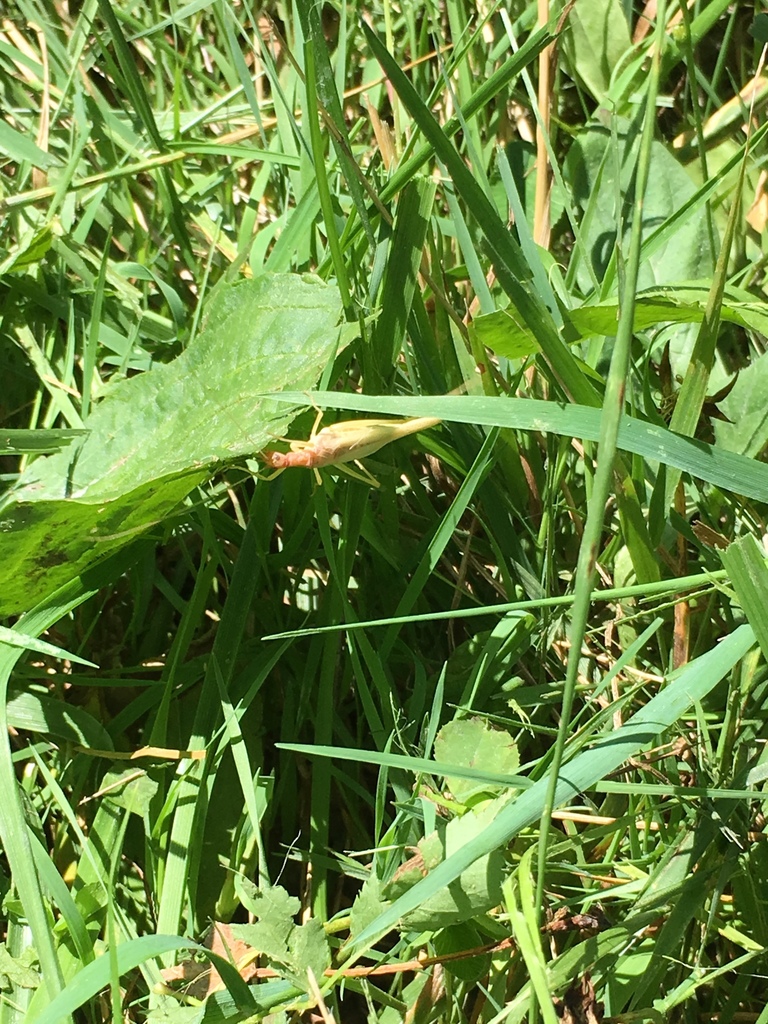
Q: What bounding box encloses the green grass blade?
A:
[263,571,724,640]
[361,20,597,408]
[370,177,436,381]
[30,935,256,1024]
[721,535,768,662]
[272,392,768,503]
[535,0,668,939]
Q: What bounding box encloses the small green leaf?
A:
[716,352,768,459]
[435,718,519,804]
[101,769,159,816]
[0,945,40,991]
[232,884,299,963]
[232,885,329,985]
[750,13,768,43]
[432,922,492,983]
[287,917,330,983]
[383,795,510,930]
[470,311,540,360]
[349,873,387,938]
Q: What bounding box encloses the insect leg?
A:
[335,461,381,488]
[287,408,324,453]
[258,466,286,481]
[309,405,324,438]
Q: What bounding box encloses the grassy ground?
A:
[1,1,768,1022]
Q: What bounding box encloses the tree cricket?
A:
[259,409,441,487]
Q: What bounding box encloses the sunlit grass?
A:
[0,2,767,1022]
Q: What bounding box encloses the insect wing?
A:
[311,418,439,467]
[306,421,380,466]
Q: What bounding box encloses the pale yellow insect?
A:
[260,411,440,487]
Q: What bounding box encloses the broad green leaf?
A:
[561,0,632,101]
[721,535,768,663]
[0,273,350,614]
[565,128,713,293]
[473,286,768,362]
[716,351,768,458]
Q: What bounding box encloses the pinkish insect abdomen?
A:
[260,449,316,469]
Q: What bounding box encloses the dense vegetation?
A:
[1,1,767,1021]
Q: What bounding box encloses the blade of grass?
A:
[361,19,596,408]
[504,857,560,1024]
[0,543,152,1005]
[156,498,264,944]
[297,0,374,251]
[720,534,768,663]
[268,392,768,503]
[81,232,108,422]
[0,429,85,454]
[376,26,554,207]
[663,74,757,509]
[94,0,194,271]
[277,743,532,792]
[303,37,351,314]
[260,573,725,640]
[379,427,499,659]
[534,0,668,940]
[370,177,437,382]
[307,481,368,918]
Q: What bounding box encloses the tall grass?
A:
[1,2,767,1021]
